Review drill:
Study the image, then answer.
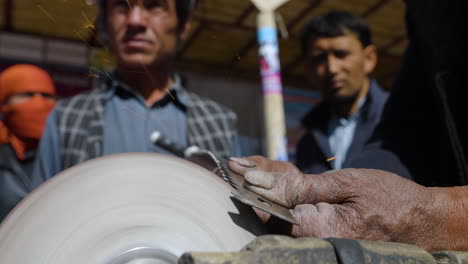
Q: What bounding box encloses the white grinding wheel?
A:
[0,153,267,263]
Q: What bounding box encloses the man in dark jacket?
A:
[296,11,388,174]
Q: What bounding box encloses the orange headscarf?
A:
[0,64,56,160]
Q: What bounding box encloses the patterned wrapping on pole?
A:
[257,17,288,161]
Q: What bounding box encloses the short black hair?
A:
[98,0,195,45]
[301,10,372,55]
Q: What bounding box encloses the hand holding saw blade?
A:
[150,131,299,225]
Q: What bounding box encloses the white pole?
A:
[251,0,289,161]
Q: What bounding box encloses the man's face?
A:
[305,33,377,101]
[106,0,189,69]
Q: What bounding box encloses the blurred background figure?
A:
[295,11,388,174]
[31,0,240,188]
[0,64,56,221]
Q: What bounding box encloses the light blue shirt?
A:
[327,98,366,169]
[102,76,188,155]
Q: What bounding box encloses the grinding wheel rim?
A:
[0,153,266,263]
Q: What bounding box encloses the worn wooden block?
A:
[432,251,468,264]
[180,235,461,264]
[180,235,337,264]
[359,240,437,264]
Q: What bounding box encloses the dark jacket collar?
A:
[299,79,388,163]
[301,79,387,131]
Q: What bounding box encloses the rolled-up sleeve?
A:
[30,109,62,190]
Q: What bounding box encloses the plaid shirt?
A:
[56,76,238,170]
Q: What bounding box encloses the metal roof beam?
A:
[361,0,393,18]
[177,22,206,59]
[379,32,406,53]
[235,3,256,26]
[192,15,255,32]
[286,0,324,30]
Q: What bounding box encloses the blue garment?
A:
[32,75,240,183]
[296,80,388,174]
[102,78,188,156]
[327,98,366,169]
[0,145,35,221]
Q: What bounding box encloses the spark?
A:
[103,56,112,63]
[37,5,56,23]
[326,157,336,162]
[88,73,100,79]
[81,11,95,30]
[165,87,175,101]
[88,67,112,79]
[73,30,87,43]
[142,65,175,101]
[126,0,133,11]
[79,11,107,48]
[84,27,98,40]
[85,29,105,47]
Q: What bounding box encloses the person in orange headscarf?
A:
[0,64,56,221]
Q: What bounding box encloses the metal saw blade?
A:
[151,131,298,225]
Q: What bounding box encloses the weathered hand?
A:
[285,169,455,252]
[229,156,309,208]
[229,157,468,252]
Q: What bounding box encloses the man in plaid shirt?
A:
[31,0,240,187]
